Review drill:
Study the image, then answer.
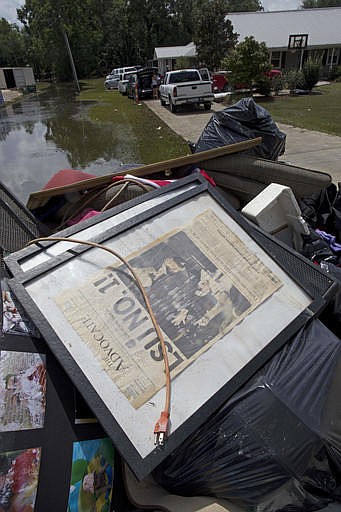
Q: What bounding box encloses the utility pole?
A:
[60,19,80,93]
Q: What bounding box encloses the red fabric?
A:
[147,179,173,187]
[112,176,127,182]
[199,169,216,186]
[66,209,100,226]
[42,169,97,190]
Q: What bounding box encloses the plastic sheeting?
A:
[299,183,341,251]
[319,262,341,337]
[154,319,341,512]
[299,184,341,336]
[193,97,286,160]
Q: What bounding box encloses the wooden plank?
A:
[27,138,262,210]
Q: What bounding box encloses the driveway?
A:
[145,99,341,184]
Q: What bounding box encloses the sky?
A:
[262,0,302,10]
[0,0,22,24]
[0,0,302,25]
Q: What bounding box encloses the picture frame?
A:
[6,174,337,480]
[5,175,205,279]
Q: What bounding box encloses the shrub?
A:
[283,70,305,91]
[271,75,284,95]
[328,65,341,81]
[175,57,197,70]
[222,36,270,92]
[302,57,321,91]
[223,91,245,105]
[255,76,272,96]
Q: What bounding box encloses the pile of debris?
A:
[1,98,341,512]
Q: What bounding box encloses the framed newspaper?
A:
[4,175,204,278]
[7,174,336,479]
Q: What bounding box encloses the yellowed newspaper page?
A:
[55,209,282,408]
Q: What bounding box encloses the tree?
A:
[222,36,270,91]
[302,0,341,6]
[302,56,321,90]
[17,0,254,82]
[98,0,131,71]
[126,0,177,65]
[17,0,199,80]
[166,0,196,45]
[193,0,237,70]
[227,0,263,11]
[0,18,28,67]
[17,0,110,80]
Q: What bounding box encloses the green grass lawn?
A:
[78,78,188,164]
[256,82,341,136]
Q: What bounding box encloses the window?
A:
[199,68,210,81]
[169,71,200,84]
[327,48,340,65]
[271,51,281,69]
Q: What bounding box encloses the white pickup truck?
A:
[159,68,214,113]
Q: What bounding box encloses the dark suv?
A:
[127,67,158,100]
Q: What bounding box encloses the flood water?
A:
[0,85,139,205]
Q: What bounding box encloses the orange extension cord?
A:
[27,236,171,446]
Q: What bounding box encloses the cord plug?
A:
[154,411,169,446]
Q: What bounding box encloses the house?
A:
[153,43,197,75]
[0,66,36,91]
[154,8,341,77]
[227,7,341,76]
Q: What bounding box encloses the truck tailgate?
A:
[175,81,211,98]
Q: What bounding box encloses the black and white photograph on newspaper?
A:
[7,179,332,479]
[55,209,282,409]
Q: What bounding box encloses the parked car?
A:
[105,67,123,80]
[118,70,136,95]
[127,67,158,100]
[211,71,231,93]
[105,66,141,90]
[159,68,214,113]
[265,69,282,79]
[105,73,121,89]
[211,69,282,93]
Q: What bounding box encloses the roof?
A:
[154,42,197,60]
[0,66,34,70]
[227,7,341,50]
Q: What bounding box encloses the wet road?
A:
[0,85,138,205]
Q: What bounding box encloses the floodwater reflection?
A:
[0,85,139,204]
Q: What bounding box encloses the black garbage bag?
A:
[193,97,286,160]
[153,320,341,512]
[319,261,341,336]
[299,183,341,242]
[301,229,339,265]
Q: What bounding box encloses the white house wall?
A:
[0,67,36,89]
[227,7,341,50]
[13,68,26,88]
